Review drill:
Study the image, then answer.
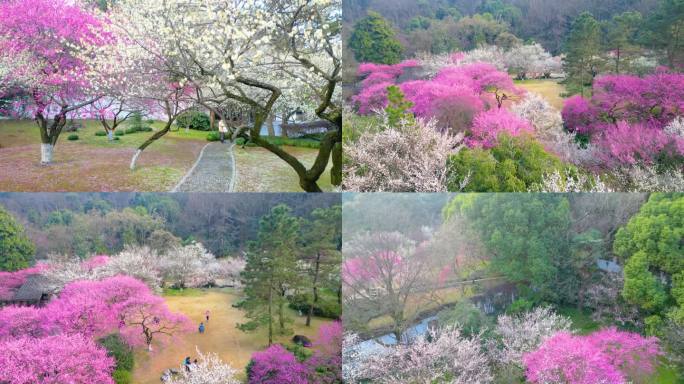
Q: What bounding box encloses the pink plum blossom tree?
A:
[343,232,451,340]
[0,0,109,164]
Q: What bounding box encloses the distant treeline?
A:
[0,193,341,259]
[344,0,660,55]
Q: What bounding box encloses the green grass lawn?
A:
[0,119,327,192]
[0,119,206,191]
[233,145,334,192]
[133,288,333,384]
[515,79,567,110]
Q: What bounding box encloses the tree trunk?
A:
[130,119,173,170]
[268,287,273,346]
[37,113,66,165]
[306,251,321,327]
[40,143,54,164]
[281,112,289,138]
[577,280,585,311]
[278,291,285,331]
[267,113,275,137]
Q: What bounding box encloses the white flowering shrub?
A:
[356,327,493,384]
[613,164,684,192]
[343,116,464,192]
[167,348,240,384]
[531,169,611,192]
[511,93,599,167]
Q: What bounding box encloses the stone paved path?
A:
[172,142,235,192]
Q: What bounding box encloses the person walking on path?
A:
[218,116,228,144]
[184,357,191,372]
[205,310,210,322]
[199,322,205,334]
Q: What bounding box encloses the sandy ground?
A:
[132,288,331,383]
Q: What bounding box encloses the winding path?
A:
[171,142,236,192]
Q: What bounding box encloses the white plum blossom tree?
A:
[167,348,240,384]
[504,43,560,79]
[102,0,342,191]
[160,243,216,289]
[103,246,163,289]
[492,307,572,368]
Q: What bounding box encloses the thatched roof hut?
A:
[2,274,59,306]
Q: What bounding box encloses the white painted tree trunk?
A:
[40,143,53,164]
[107,130,114,141]
[130,149,142,170]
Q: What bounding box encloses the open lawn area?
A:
[0,120,206,191]
[0,120,330,192]
[132,288,332,384]
[233,145,334,192]
[515,79,567,110]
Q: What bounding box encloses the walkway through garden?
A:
[172,142,236,192]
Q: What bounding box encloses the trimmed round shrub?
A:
[206,131,220,142]
[67,134,79,141]
[95,131,107,137]
[140,126,153,132]
[447,134,567,192]
[288,293,341,319]
[115,131,124,136]
[177,111,211,131]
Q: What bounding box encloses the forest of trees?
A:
[343,192,683,383]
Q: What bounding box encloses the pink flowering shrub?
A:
[0,306,46,339]
[562,95,597,135]
[588,327,662,379]
[594,121,679,166]
[592,73,684,127]
[248,344,309,384]
[468,108,534,148]
[308,322,342,384]
[523,328,662,384]
[353,60,523,135]
[0,334,115,384]
[561,72,684,168]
